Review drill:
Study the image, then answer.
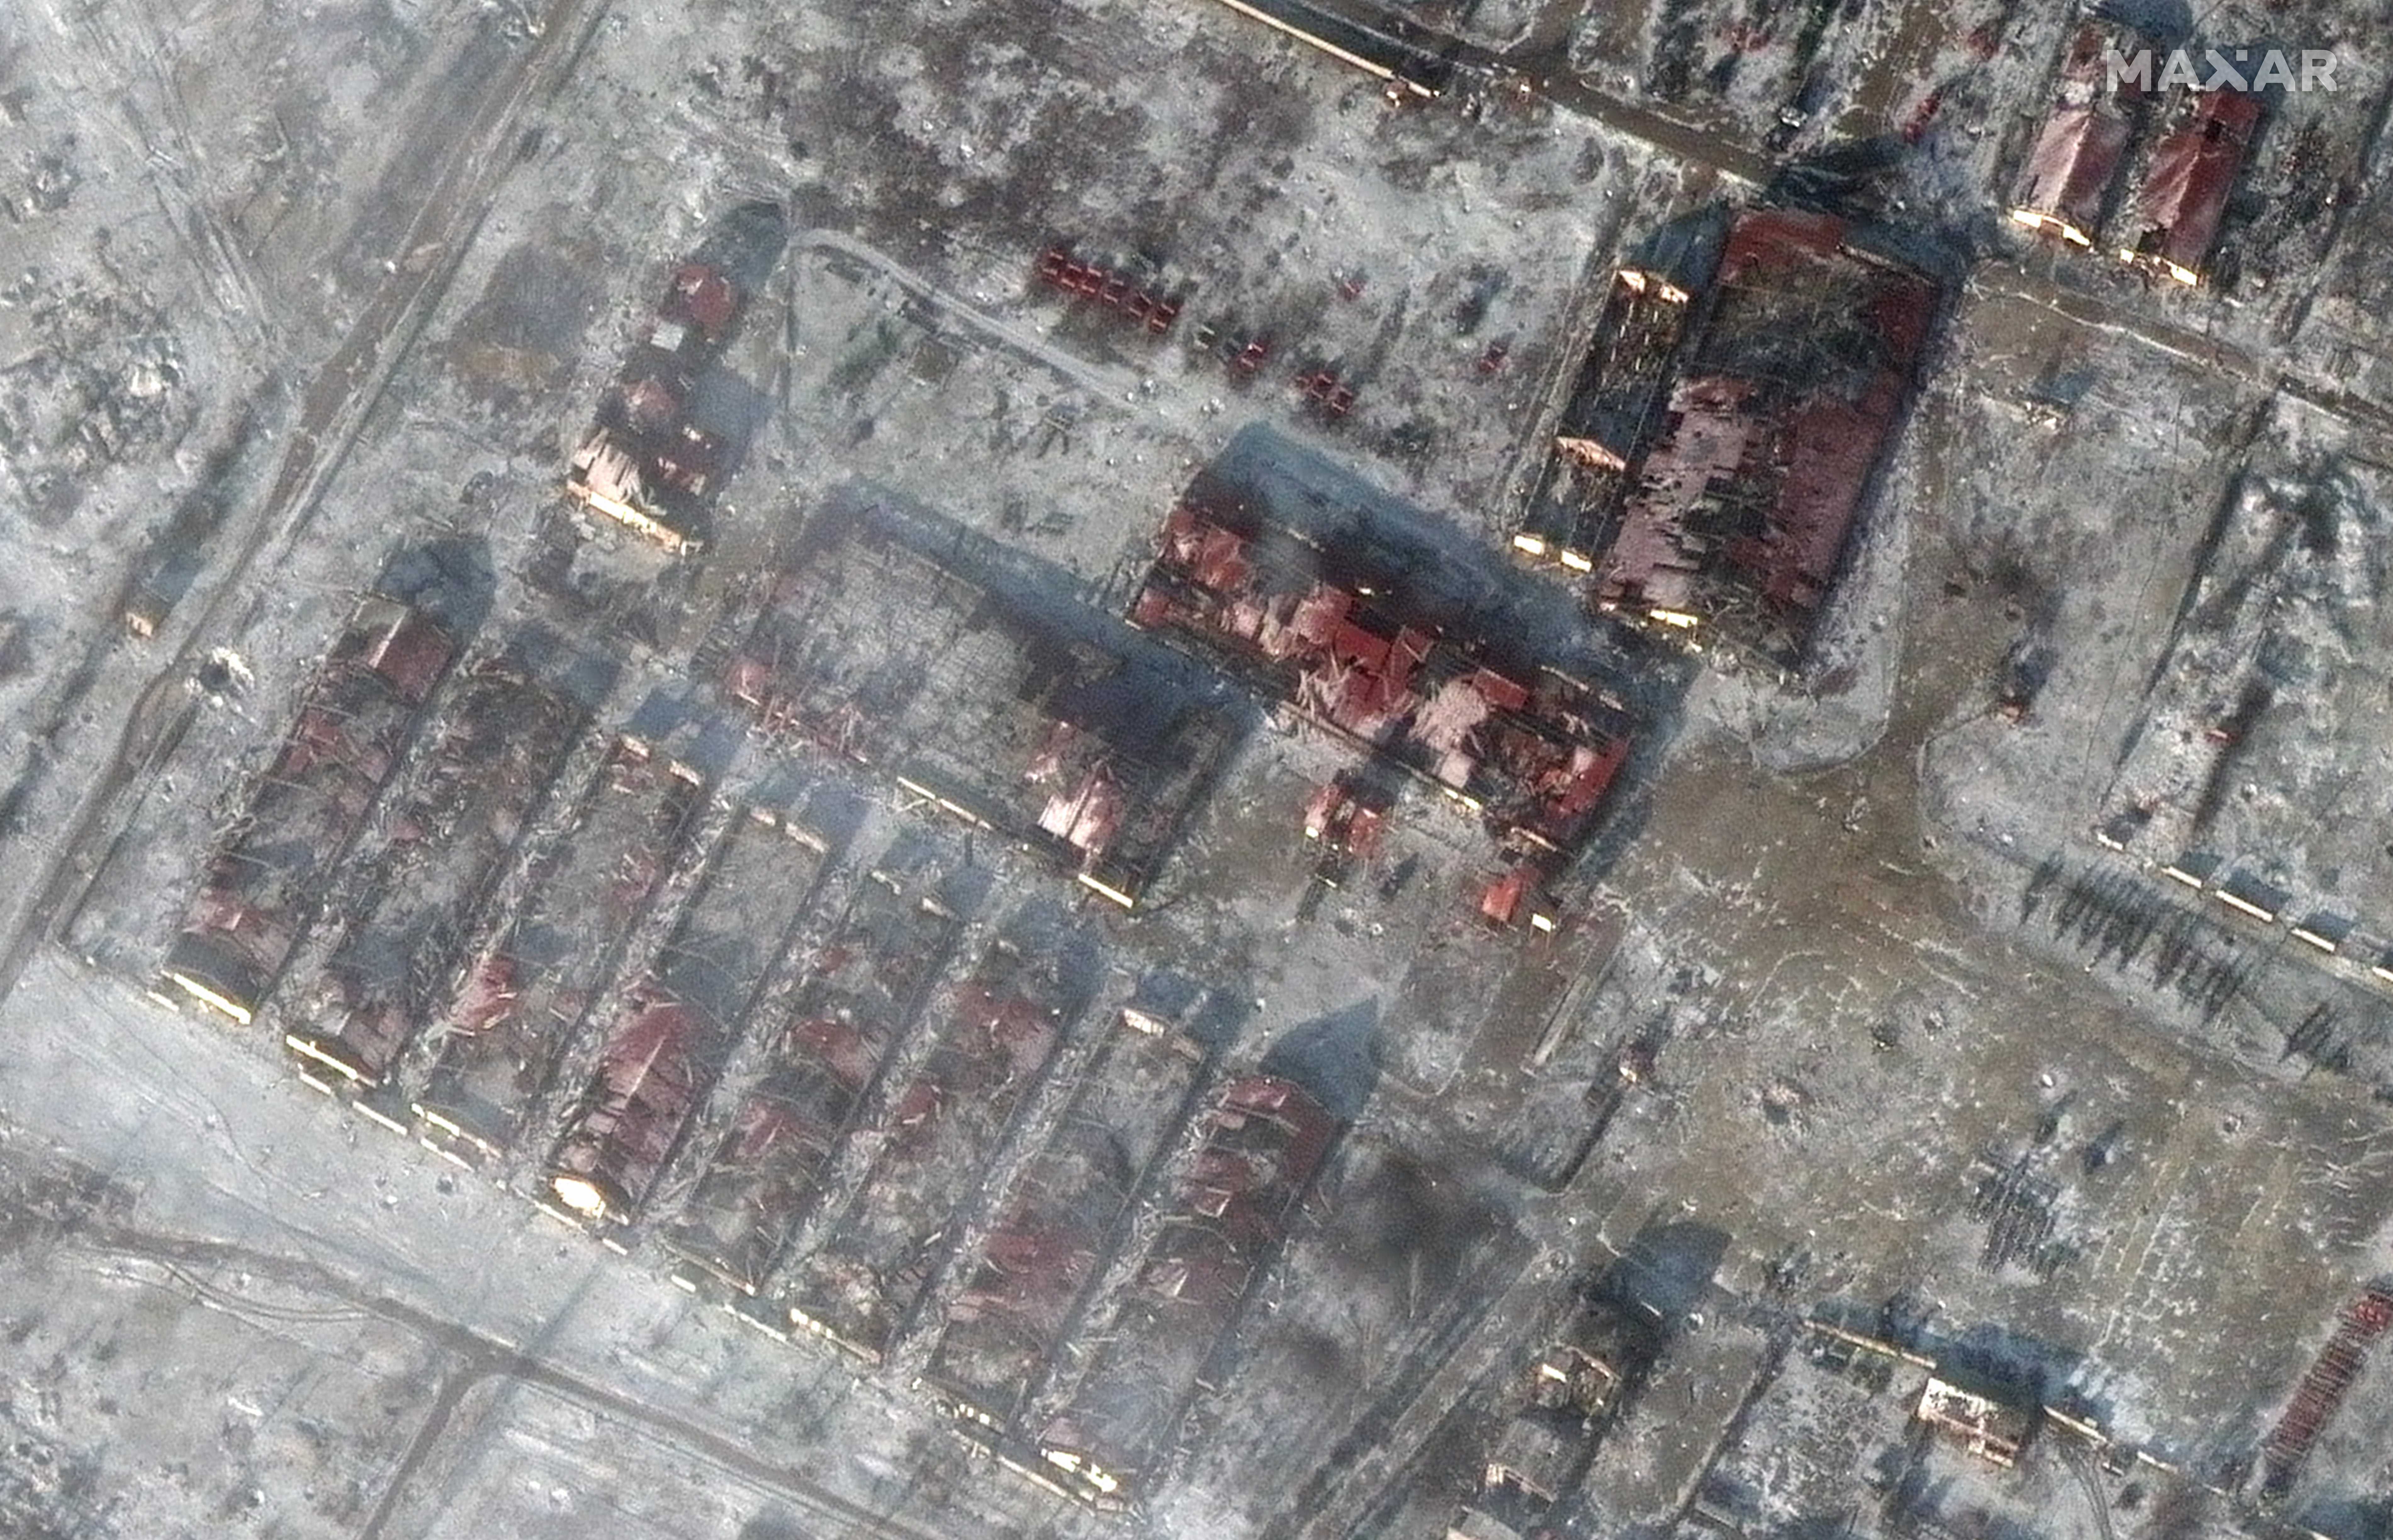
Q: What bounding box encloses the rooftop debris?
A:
[1914,1374,2036,1468]
[1587,208,1938,668]
[1302,770,1392,893]
[1477,862,1561,933]
[284,660,587,1094]
[1032,1073,1341,1510]
[563,240,765,553]
[1513,268,1692,576]
[1447,1296,1664,1540]
[413,738,707,1167]
[159,596,457,1026]
[722,505,1240,907]
[2117,87,2264,286]
[782,918,1084,1360]
[545,804,829,1229]
[1129,498,1632,860]
[2009,21,2148,250]
[926,1006,1213,1432]
[665,871,962,1299]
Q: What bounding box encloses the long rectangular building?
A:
[722,507,1239,906]
[413,738,708,1166]
[1513,269,1692,575]
[782,925,1083,1362]
[1031,1074,1340,1510]
[926,1011,1212,1431]
[284,660,587,1092]
[1592,208,1937,668]
[2008,20,2146,249]
[544,805,828,1230]
[662,872,960,1297]
[2117,86,2263,285]
[160,596,455,1025]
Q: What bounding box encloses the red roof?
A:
[1135,502,1632,848]
[2012,104,2133,236]
[357,605,455,704]
[2127,90,2261,278]
[660,263,740,343]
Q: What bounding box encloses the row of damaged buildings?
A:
[1128,491,1634,918]
[720,500,1244,909]
[1513,207,1940,671]
[2009,19,2266,286]
[155,552,1358,1517]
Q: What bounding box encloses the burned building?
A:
[1913,1374,2036,1469]
[663,871,960,1299]
[544,804,829,1230]
[1129,499,1632,864]
[160,596,456,1025]
[1589,209,1938,668]
[2092,464,2393,944]
[413,739,708,1166]
[722,505,1240,907]
[1031,1074,1340,1510]
[2117,86,2263,286]
[2009,21,2146,249]
[284,659,587,1097]
[1448,1297,1662,1540]
[782,917,1084,1361]
[925,1005,1214,1434]
[1513,268,1692,575]
[1301,770,1392,894]
[564,204,785,551]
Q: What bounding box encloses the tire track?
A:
[0,0,615,1007]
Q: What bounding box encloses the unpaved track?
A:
[0,0,615,1006]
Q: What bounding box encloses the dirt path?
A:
[0,0,616,1009]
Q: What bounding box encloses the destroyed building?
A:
[664,870,962,1301]
[721,503,1240,907]
[2093,463,2393,950]
[1447,1295,1663,1540]
[544,805,829,1229]
[1128,498,1632,868]
[563,204,787,551]
[781,914,1085,1361]
[2117,85,2264,286]
[284,659,587,1097]
[925,1003,1215,1434]
[412,738,708,1167]
[1513,268,1692,575]
[1913,1373,2036,1469]
[159,595,456,1025]
[1031,1073,1340,1510]
[565,263,743,552]
[1588,208,1938,668]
